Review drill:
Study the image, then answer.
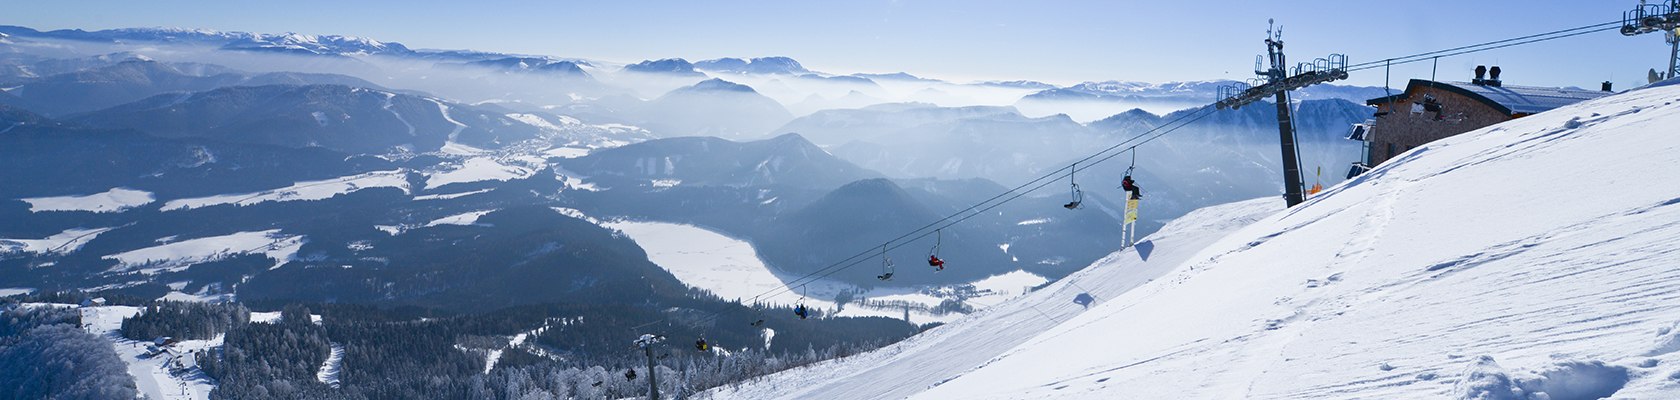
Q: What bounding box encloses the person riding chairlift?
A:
[1121,176,1142,200]
[695,338,709,352]
[927,255,945,271]
[794,304,809,320]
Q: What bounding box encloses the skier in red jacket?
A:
[1121,175,1142,200]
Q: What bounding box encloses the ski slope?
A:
[79,305,218,400]
[707,84,1680,399]
[702,196,1283,399]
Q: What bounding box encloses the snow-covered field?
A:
[707,82,1680,399]
[103,229,305,274]
[413,188,493,201]
[0,287,34,297]
[0,226,115,255]
[426,209,497,227]
[162,170,410,211]
[18,187,154,213]
[425,157,535,188]
[607,221,1049,324]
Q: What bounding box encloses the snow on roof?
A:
[1373,79,1615,115]
[1439,81,1614,114]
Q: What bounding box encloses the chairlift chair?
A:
[927,230,946,271]
[749,296,767,326]
[794,287,810,320]
[1063,163,1084,209]
[877,244,895,281]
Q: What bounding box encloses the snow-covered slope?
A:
[703,196,1284,399]
[709,84,1680,399]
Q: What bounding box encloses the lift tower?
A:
[1622,0,1680,81]
[634,334,664,400]
[1217,20,1348,207]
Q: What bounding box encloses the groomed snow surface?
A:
[705,84,1680,398]
[78,305,217,400]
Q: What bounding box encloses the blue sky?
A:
[6,0,1670,89]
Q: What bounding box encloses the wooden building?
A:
[1347,66,1613,175]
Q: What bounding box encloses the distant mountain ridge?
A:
[558,132,878,188]
[1024,79,1387,104]
[636,78,793,139]
[622,58,703,76]
[0,25,413,57]
[71,84,544,153]
[3,59,386,116]
[695,57,810,75]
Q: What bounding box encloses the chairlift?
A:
[927,229,945,272]
[1120,150,1142,200]
[794,287,810,320]
[695,338,709,352]
[749,296,766,327]
[1063,163,1084,209]
[877,243,895,281]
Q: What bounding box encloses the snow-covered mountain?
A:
[695,57,810,75]
[851,72,943,83]
[621,58,704,77]
[221,32,411,56]
[636,78,794,139]
[705,82,1680,399]
[72,84,543,154]
[557,132,878,189]
[458,57,592,77]
[1017,79,1387,120]
[3,59,383,116]
[0,25,414,57]
[1023,79,1384,104]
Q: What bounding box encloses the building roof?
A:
[1367,79,1614,115]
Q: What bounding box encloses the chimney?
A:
[1487,66,1503,87]
[1602,81,1614,92]
[1473,65,1487,84]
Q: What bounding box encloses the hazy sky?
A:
[6,0,1671,88]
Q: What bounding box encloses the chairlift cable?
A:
[626,16,1633,337]
[1343,21,1622,71]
